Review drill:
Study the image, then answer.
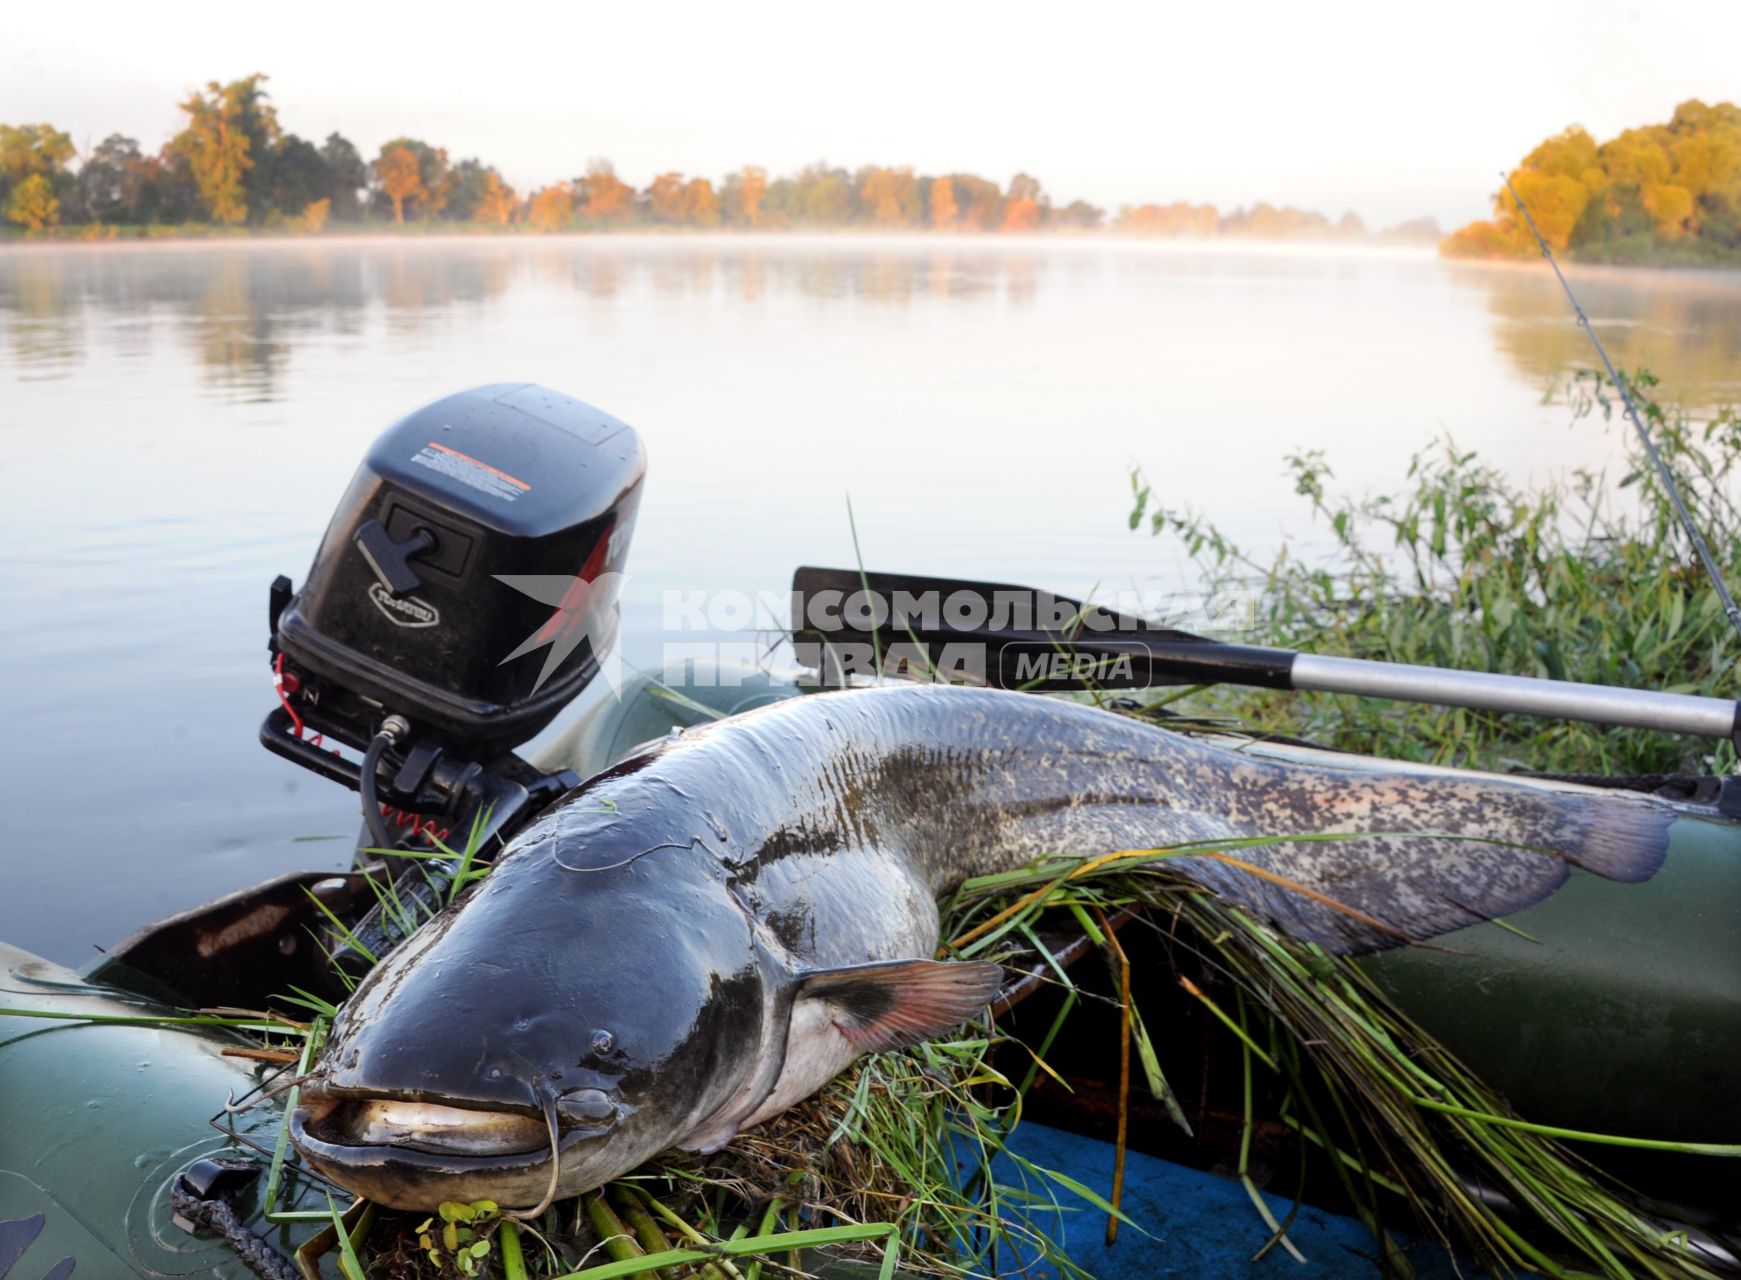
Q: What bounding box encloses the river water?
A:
[2,234,1738,965]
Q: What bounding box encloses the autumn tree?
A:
[736,165,767,226]
[0,123,75,182]
[0,123,75,213]
[645,171,688,223]
[299,197,331,233]
[5,173,59,231]
[1445,102,1741,262]
[927,176,957,229]
[580,159,634,223]
[375,146,425,225]
[169,74,279,224]
[1117,202,1218,235]
[683,177,721,227]
[476,170,517,224]
[1001,173,1046,231]
[527,182,574,231]
[1224,203,1332,237]
[373,139,449,221]
[859,166,920,227]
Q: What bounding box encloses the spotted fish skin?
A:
[293,684,1674,1209]
[632,683,1673,954]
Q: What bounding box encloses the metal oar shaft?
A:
[792,567,1741,740]
[1289,652,1741,739]
[1130,634,1738,737]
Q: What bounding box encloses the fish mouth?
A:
[291,1085,612,1210]
[303,1094,551,1158]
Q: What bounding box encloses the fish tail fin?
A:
[1175,763,1675,954]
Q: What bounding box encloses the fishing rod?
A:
[792,566,1741,743]
[1503,173,1741,648]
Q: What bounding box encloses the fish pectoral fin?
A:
[676,1120,740,1155]
[795,958,1004,1054]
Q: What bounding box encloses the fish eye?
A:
[590,1029,615,1056]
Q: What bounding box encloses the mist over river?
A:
[2,234,1737,964]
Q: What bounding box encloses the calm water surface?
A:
[2,235,1738,965]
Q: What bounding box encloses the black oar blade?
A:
[789,566,1293,693]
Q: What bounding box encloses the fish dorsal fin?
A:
[796,958,1003,1053]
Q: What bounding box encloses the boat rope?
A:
[1504,174,1741,650]
[170,1178,300,1280]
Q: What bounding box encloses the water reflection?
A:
[1445,262,1741,409]
[6,240,1739,408]
[0,240,1072,397]
[1,244,521,395]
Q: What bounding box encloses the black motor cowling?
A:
[270,384,644,758]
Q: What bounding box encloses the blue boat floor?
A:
[980,1122,1521,1279]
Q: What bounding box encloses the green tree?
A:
[260,133,331,219]
[1054,199,1104,230]
[321,133,368,219]
[787,163,854,224]
[150,147,204,223]
[71,134,149,223]
[944,173,1002,231]
[169,74,279,224]
[445,158,495,221]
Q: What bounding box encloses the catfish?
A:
[292,684,1670,1210]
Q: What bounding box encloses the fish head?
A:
[291,842,765,1210]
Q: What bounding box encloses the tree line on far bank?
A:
[0,74,1433,243]
[1443,100,1741,266]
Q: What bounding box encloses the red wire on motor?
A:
[272,654,343,757]
[273,657,451,845]
[272,653,306,740]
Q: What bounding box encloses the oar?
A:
[790,566,1741,741]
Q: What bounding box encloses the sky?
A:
[4,0,1737,230]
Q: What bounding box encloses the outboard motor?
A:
[262,384,643,957]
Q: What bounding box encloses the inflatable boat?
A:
[2,385,1736,1278]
